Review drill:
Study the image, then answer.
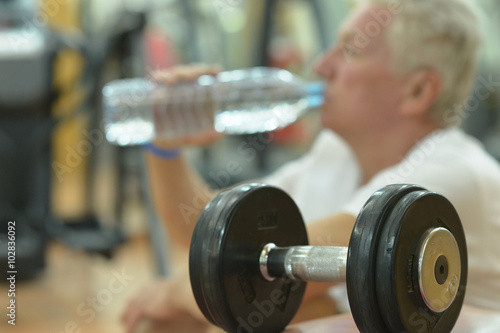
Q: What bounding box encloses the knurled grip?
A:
[264,245,348,283]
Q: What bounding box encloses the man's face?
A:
[314,5,406,141]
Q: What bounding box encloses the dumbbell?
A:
[189,183,467,333]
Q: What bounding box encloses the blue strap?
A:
[142,143,181,159]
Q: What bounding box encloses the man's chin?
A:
[319,109,329,128]
[320,117,349,138]
[319,111,338,131]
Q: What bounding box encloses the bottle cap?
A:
[306,82,325,108]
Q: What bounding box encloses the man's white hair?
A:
[360,0,482,126]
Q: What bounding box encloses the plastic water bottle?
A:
[103,67,324,146]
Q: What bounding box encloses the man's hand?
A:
[151,64,221,85]
[121,246,210,333]
[121,275,208,333]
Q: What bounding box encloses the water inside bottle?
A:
[104,79,156,145]
[213,78,311,134]
[104,79,215,145]
[105,107,155,146]
[214,99,310,134]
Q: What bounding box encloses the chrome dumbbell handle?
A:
[260,243,348,283]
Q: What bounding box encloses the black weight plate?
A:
[190,187,236,324]
[189,183,308,333]
[375,190,467,333]
[347,184,425,333]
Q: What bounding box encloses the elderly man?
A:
[122,0,500,332]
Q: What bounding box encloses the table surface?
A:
[285,305,500,333]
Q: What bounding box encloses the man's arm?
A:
[145,152,215,251]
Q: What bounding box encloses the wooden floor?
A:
[0,236,157,333]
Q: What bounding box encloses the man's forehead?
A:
[339,6,374,36]
[338,5,389,44]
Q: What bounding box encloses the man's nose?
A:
[313,47,338,79]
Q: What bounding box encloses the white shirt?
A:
[265,127,500,311]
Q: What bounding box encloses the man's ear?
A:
[399,69,442,117]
